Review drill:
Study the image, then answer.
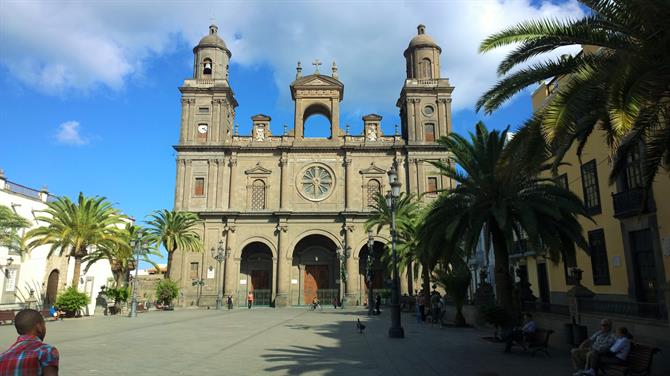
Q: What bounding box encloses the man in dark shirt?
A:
[0,309,59,375]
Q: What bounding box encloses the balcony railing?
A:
[612,188,654,219]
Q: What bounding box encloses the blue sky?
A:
[0,1,584,261]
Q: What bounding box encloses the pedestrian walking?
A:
[226,296,233,310]
[0,309,59,375]
[247,291,254,309]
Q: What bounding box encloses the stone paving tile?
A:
[0,308,574,375]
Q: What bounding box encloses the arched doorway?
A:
[45,269,60,306]
[291,234,339,305]
[239,242,273,307]
[358,241,387,305]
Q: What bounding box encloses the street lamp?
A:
[367,229,375,317]
[336,246,349,305]
[386,164,404,338]
[211,240,226,310]
[129,239,147,318]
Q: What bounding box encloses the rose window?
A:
[301,166,333,200]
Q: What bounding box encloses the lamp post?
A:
[336,246,349,305]
[211,240,226,310]
[367,229,375,317]
[386,164,404,338]
[129,239,146,318]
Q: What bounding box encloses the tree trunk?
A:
[71,256,82,289]
[165,251,174,279]
[491,226,513,315]
[421,262,431,297]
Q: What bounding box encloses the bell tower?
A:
[178,24,238,146]
[397,24,454,144]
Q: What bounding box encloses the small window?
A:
[194,177,205,196]
[580,159,601,215]
[251,179,266,210]
[190,262,199,280]
[589,229,611,285]
[424,123,435,142]
[366,179,381,208]
[427,177,438,195]
[555,173,568,190]
[420,58,432,79]
[624,147,642,190]
[198,107,210,114]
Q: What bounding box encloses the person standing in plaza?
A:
[247,291,254,309]
[0,309,59,375]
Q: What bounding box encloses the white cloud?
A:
[0,1,585,111]
[55,121,88,145]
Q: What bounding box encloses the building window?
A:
[198,107,209,114]
[589,229,611,285]
[190,262,199,280]
[194,177,205,196]
[366,179,381,208]
[203,58,212,75]
[427,177,438,195]
[624,147,642,190]
[251,179,266,210]
[555,173,568,190]
[424,123,435,142]
[420,58,432,78]
[580,159,601,214]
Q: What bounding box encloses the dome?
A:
[408,24,441,51]
[196,24,228,50]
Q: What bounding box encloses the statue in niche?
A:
[367,127,377,141]
[255,127,265,141]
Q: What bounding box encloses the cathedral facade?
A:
[171,24,454,307]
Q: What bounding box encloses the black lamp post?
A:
[367,229,375,317]
[211,240,226,310]
[386,164,404,338]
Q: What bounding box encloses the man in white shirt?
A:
[578,327,632,376]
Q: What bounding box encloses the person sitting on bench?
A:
[577,327,632,376]
[504,313,537,352]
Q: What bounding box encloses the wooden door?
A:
[46,270,59,306]
[536,263,550,305]
[304,265,329,303]
[251,270,269,291]
[630,229,658,303]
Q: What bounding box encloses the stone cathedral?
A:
[172,24,454,307]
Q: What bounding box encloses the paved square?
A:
[0,308,574,375]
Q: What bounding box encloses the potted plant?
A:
[155,279,179,310]
[55,287,91,317]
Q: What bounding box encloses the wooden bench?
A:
[0,310,15,325]
[600,343,660,376]
[510,329,554,357]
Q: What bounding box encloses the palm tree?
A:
[0,204,31,255]
[83,223,162,287]
[422,122,590,313]
[26,193,126,289]
[477,0,670,189]
[145,210,202,279]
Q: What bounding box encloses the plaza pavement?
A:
[0,307,575,375]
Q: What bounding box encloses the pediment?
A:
[245,163,272,175]
[359,163,387,175]
[291,74,343,88]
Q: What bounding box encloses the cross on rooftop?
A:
[312,59,322,73]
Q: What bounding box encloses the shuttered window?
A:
[580,159,601,215]
[589,229,611,285]
[194,177,205,196]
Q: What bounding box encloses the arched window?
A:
[367,179,381,208]
[420,58,432,79]
[251,179,266,210]
[203,58,213,75]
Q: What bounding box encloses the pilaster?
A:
[227,155,238,210]
[223,222,237,297]
[275,222,289,307]
[183,160,192,209]
[279,154,289,210]
[215,158,226,209]
[174,158,185,210]
[207,159,216,208]
[179,99,189,144]
[344,223,357,303]
[344,155,353,211]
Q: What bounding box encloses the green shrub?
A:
[156,279,179,306]
[55,287,91,314]
[104,287,130,305]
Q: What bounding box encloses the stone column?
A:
[407,99,416,141]
[395,154,406,194]
[207,159,216,209]
[182,160,192,209]
[344,224,358,304]
[437,98,447,139]
[445,97,453,134]
[211,99,220,143]
[344,155,353,211]
[174,158,185,210]
[179,99,189,144]
[279,154,288,210]
[407,157,418,196]
[275,223,289,307]
[228,155,238,210]
[413,99,422,140]
[215,158,226,209]
[224,224,237,298]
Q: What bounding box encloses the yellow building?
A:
[514,54,670,319]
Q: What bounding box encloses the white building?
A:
[0,170,114,315]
